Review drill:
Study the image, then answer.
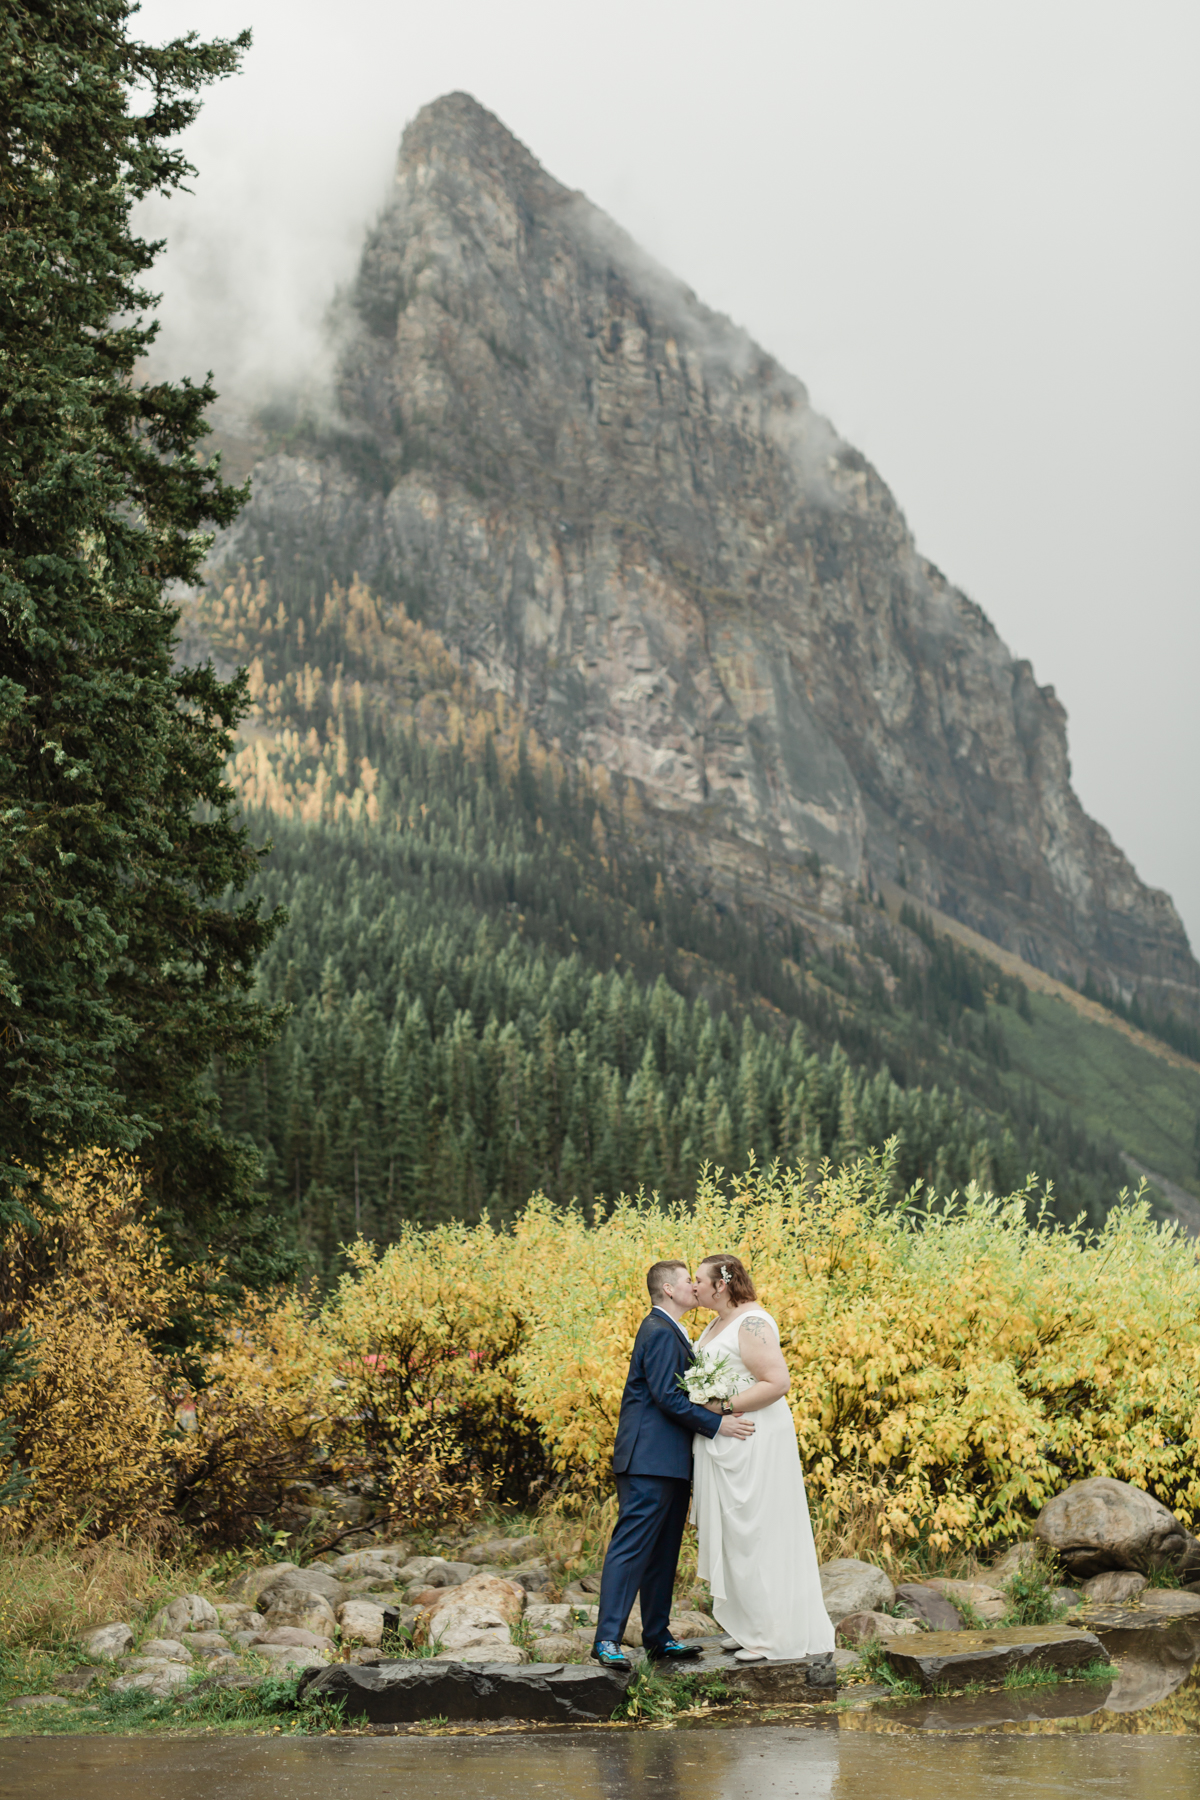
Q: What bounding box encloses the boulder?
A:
[835,1610,921,1647]
[148,1593,219,1638]
[182,1632,231,1658]
[298,1657,633,1723]
[113,1659,192,1697]
[665,1610,714,1641]
[137,1638,192,1663]
[251,1644,329,1672]
[1035,1478,1187,1577]
[561,1578,602,1605]
[53,1668,102,1696]
[462,1534,541,1565]
[1080,1570,1148,1603]
[818,1559,895,1621]
[427,1573,525,1628]
[258,1567,346,1609]
[924,1578,1007,1623]
[427,1603,514,1655]
[79,1622,134,1660]
[262,1590,339,1637]
[1051,1587,1082,1611]
[894,1583,962,1632]
[532,1633,585,1660]
[989,1541,1041,1580]
[338,1599,386,1648]
[884,1625,1107,1693]
[525,1603,572,1635]
[328,1549,407,1577]
[223,1562,298,1606]
[258,1626,334,1651]
[430,1642,529,1665]
[214,1603,263,1632]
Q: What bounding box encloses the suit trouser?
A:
[594,1473,691,1652]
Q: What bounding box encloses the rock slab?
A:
[299,1658,632,1723]
[894,1583,962,1632]
[885,1625,1106,1693]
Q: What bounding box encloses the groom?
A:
[592,1260,756,1669]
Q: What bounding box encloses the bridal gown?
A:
[691,1307,835,1659]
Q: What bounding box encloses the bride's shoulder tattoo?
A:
[740,1315,770,1340]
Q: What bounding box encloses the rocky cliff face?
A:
[215,92,1198,1016]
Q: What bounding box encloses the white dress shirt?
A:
[652,1304,692,1346]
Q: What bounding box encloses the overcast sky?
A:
[135,0,1200,952]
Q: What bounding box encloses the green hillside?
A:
[188,574,1190,1272]
[995,991,1200,1202]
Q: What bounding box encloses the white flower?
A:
[677,1348,751,1405]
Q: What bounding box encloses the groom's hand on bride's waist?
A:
[717,1414,755,1438]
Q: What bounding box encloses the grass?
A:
[0,1667,348,1738]
[995,990,1200,1200]
[0,1532,223,1654]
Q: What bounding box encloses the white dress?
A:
[691,1307,835,1659]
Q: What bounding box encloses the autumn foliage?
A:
[4,1150,1199,1554]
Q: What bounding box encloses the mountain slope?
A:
[212,91,1198,1031]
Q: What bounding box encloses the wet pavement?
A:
[3,1724,1200,1800]
[7,1613,1200,1798]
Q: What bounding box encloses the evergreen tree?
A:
[0,4,285,1273]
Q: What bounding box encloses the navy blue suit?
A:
[595,1309,722,1652]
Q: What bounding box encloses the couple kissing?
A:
[592,1255,835,1668]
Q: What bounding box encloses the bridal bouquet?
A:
[678,1348,749,1405]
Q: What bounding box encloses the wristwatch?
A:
[721,1399,734,1415]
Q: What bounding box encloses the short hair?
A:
[647,1260,688,1303]
[698,1254,757,1305]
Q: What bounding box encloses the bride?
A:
[690,1254,834,1662]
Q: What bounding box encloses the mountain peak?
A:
[216,98,1199,1022]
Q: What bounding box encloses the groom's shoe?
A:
[592,1640,632,1670]
[645,1639,703,1661]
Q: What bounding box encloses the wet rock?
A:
[831,1648,862,1674]
[262,1590,339,1637]
[722,1653,836,1701]
[338,1599,386,1647]
[79,1622,133,1660]
[1051,1587,1083,1611]
[192,1665,263,1692]
[222,1562,299,1607]
[1080,1570,1148,1603]
[884,1625,1107,1693]
[894,1583,962,1631]
[148,1594,218,1637]
[1035,1477,1187,1578]
[835,1610,921,1646]
[137,1638,193,1663]
[182,1632,231,1658]
[818,1559,896,1621]
[924,1578,1006,1622]
[6,1694,70,1710]
[299,1657,633,1723]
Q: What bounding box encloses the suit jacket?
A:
[611,1309,722,1480]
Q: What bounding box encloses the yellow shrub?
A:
[1,1153,330,1543]
[514,1156,1200,1551]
